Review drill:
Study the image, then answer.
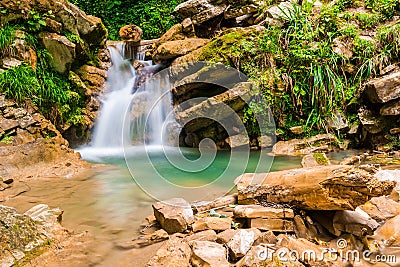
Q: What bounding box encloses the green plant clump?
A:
[71,0,184,40]
[199,1,400,138]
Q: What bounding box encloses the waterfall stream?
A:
[81,43,174,158]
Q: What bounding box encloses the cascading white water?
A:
[91,45,136,148]
[86,43,174,154]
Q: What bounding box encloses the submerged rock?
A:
[235,165,395,210]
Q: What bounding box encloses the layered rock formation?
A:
[0,0,109,147]
[139,164,399,267]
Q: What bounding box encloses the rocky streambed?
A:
[133,164,400,267]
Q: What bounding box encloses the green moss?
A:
[313,153,329,165]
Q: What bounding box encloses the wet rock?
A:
[225,134,250,148]
[40,32,76,73]
[116,229,169,249]
[380,99,400,116]
[272,134,338,156]
[340,154,367,165]
[192,217,232,232]
[192,194,237,213]
[186,229,217,242]
[258,135,274,148]
[147,236,192,267]
[365,71,400,103]
[152,198,194,234]
[153,38,210,60]
[249,218,295,232]
[235,165,395,210]
[301,153,330,168]
[227,228,261,259]
[190,240,230,267]
[234,205,294,219]
[119,24,143,42]
[359,196,400,222]
[333,210,379,237]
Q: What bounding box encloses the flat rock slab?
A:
[192,217,232,232]
[234,205,294,219]
[235,165,395,210]
[249,218,295,232]
[152,198,194,234]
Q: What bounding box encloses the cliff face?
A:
[0,0,110,147]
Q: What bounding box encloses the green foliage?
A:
[0,49,86,126]
[71,0,184,40]
[200,1,399,137]
[0,24,15,52]
[365,0,400,20]
[27,9,47,32]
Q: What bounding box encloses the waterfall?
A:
[84,43,174,156]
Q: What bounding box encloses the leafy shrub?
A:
[71,0,184,40]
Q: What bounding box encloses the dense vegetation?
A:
[71,0,184,40]
[0,22,86,127]
[199,0,400,138]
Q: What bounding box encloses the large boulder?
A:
[119,24,143,42]
[40,32,76,73]
[235,165,395,210]
[55,1,107,45]
[272,134,339,156]
[153,38,210,60]
[175,82,252,132]
[365,71,400,103]
[152,198,195,234]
